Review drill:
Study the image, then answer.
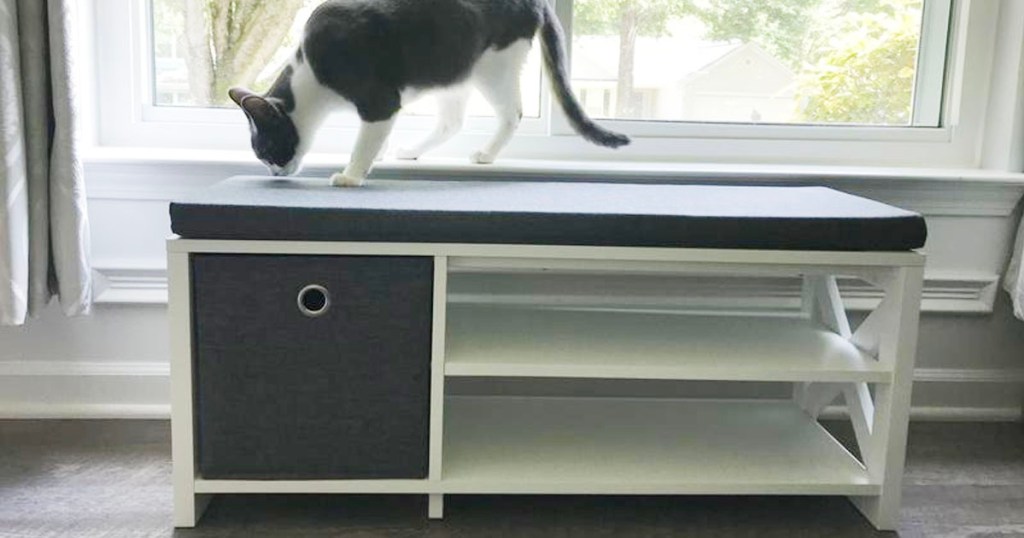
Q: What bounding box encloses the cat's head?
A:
[229,87,302,176]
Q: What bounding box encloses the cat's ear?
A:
[228,87,255,107]
[231,90,277,125]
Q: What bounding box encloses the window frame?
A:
[83,0,996,169]
[549,0,953,139]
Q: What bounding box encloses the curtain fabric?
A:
[0,0,90,326]
[1008,218,1024,320]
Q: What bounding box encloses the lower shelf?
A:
[442,396,879,496]
[193,397,878,497]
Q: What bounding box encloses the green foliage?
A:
[574,0,694,37]
[695,0,821,67]
[797,0,922,124]
[571,0,923,125]
[837,0,888,14]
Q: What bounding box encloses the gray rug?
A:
[1,420,1022,537]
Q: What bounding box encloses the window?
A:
[570,0,939,127]
[88,0,994,168]
[149,0,543,117]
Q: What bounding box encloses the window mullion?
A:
[912,0,954,127]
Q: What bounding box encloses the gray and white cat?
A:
[228,0,630,187]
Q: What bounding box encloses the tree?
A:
[574,0,821,116]
[694,0,821,68]
[160,0,306,106]
[574,0,694,116]
[797,0,921,124]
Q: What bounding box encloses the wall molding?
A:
[0,361,169,377]
[0,361,1019,420]
[91,267,1002,314]
[3,403,1015,421]
[3,361,1017,384]
[821,406,1022,422]
[449,272,1002,314]
[5,403,1016,421]
[93,267,170,304]
[914,367,1024,384]
[0,404,171,420]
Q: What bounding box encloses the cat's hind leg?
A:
[470,40,531,164]
[331,117,397,187]
[396,86,470,160]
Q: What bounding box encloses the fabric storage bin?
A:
[191,254,433,479]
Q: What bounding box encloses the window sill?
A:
[83,146,1024,186]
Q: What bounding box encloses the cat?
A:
[228,0,630,188]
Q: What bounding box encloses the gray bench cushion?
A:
[169,177,927,251]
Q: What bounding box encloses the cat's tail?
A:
[539,4,630,149]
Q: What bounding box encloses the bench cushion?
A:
[169,177,927,251]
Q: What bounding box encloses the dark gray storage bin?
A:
[191,254,433,480]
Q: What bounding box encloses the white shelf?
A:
[445,305,888,383]
[442,396,877,495]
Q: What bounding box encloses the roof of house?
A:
[570,36,791,88]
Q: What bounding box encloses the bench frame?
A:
[169,239,924,531]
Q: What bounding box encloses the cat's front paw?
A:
[330,172,365,188]
[470,151,496,165]
[395,148,421,161]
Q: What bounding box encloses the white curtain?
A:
[0,0,91,326]
[1008,218,1024,320]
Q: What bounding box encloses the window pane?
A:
[150,0,542,117]
[570,0,926,126]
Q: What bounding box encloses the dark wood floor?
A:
[1,419,1022,537]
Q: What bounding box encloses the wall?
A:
[1,161,1023,420]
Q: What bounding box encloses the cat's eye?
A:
[297,284,331,317]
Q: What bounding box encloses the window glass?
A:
[570,0,925,125]
[150,0,543,117]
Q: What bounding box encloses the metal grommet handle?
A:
[297,284,331,318]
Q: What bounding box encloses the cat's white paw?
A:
[470,151,496,165]
[330,172,365,188]
[395,148,421,161]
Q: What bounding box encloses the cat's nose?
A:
[280,161,300,176]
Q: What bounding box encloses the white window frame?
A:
[82,0,998,169]
[551,0,952,137]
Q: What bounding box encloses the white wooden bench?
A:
[168,177,926,531]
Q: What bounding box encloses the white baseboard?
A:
[0,361,1020,421]
[93,267,1003,314]
[0,360,169,377]
[0,404,171,420]
[0,361,170,420]
[2,403,1016,422]
[820,406,1022,422]
[914,367,1024,383]
[2,397,1018,422]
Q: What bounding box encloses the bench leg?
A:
[170,250,211,527]
[175,493,212,528]
[428,494,445,519]
[849,494,898,531]
[847,266,923,531]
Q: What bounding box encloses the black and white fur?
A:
[229,0,630,187]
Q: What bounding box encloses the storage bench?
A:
[168,177,926,531]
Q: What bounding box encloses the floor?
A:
[1,420,1022,538]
